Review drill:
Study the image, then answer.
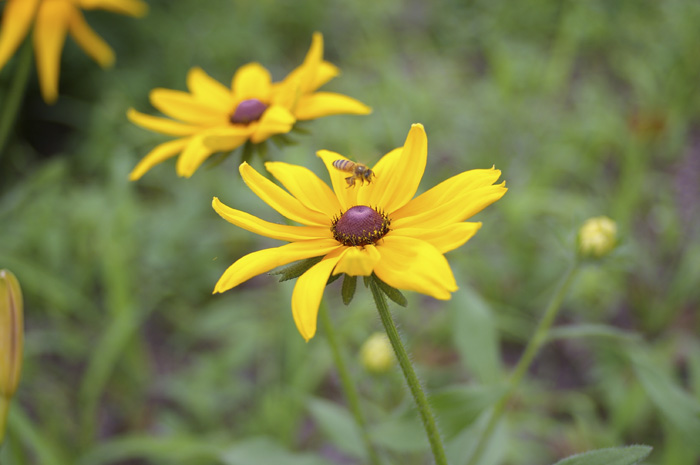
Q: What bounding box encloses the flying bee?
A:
[332,159,375,188]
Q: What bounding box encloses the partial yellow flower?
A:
[128,32,371,181]
[212,124,507,341]
[0,0,147,104]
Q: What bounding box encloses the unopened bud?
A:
[1,269,24,443]
[360,332,395,374]
[578,216,617,258]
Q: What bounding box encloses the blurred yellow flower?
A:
[128,32,371,180]
[578,216,617,258]
[212,124,506,341]
[360,332,395,373]
[0,0,147,104]
[0,269,23,443]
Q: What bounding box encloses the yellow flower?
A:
[0,0,147,104]
[128,32,371,181]
[212,124,507,341]
[578,216,617,258]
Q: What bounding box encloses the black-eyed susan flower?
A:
[128,32,371,180]
[212,124,506,341]
[0,0,147,104]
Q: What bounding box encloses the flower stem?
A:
[0,397,8,445]
[466,262,580,465]
[0,37,33,160]
[369,278,448,465]
[318,300,382,465]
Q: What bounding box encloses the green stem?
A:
[466,262,580,465]
[369,278,448,465]
[319,300,382,465]
[0,37,33,160]
[0,397,8,445]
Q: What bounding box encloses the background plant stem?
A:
[466,262,580,465]
[0,37,33,160]
[319,300,382,465]
[370,278,448,465]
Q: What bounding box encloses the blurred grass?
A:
[1,0,700,464]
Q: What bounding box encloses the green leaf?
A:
[449,286,503,384]
[547,324,641,343]
[430,385,505,438]
[271,257,323,282]
[552,445,652,465]
[370,407,428,453]
[77,435,223,465]
[306,398,365,460]
[627,346,700,452]
[373,275,407,307]
[326,273,342,285]
[221,437,332,465]
[341,274,356,305]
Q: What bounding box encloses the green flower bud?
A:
[0,269,24,443]
[360,333,395,374]
[578,216,618,259]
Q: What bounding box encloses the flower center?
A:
[230,99,268,124]
[331,206,390,247]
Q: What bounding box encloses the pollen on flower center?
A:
[331,206,390,247]
[230,99,268,124]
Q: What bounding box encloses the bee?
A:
[332,159,375,188]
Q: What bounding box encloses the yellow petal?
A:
[212,197,332,242]
[240,162,330,227]
[0,0,40,72]
[390,222,482,254]
[393,167,504,219]
[292,248,344,341]
[67,8,114,67]
[77,0,148,16]
[250,105,295,143]
[264,161,340,218]
[333,245,380,276]
[316,149,357,212]
[294,92,371,120]
[175,135,215,178]
[200,126,251,152]
[127,108,200,136]
[186,67,234,108]
[232,63,272,101]
[374,236,457,300]
[33,0,73,104]
[392,183,507,229]
[129,138,189,181]
[214,238,340,293]
[354,124,427,213]
[278,61,340,99]
[150,88,228,125]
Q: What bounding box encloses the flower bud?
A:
[0,269,23,443]
[360,332,395,374]
[578,216,617,259]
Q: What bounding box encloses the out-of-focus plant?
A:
[0,269,23,444]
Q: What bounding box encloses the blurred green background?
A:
[1,0,700,464]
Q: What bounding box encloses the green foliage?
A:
[1,0,699,464]
[552,446,652,465]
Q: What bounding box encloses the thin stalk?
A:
[319,300,382,465]
[466,262,579,465]
[0,397,8,445]
[0,37,33,160]
[369,278,448,465]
